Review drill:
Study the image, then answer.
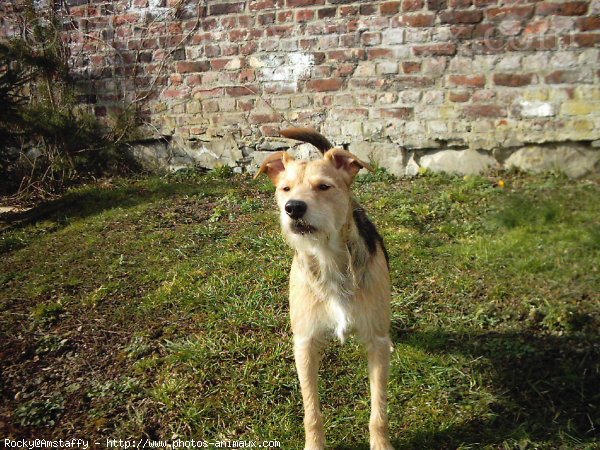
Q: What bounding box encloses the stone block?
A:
[561,101,600,116]
[420,149,498,175]
[504,144,600,178]
[517,100,555,118]
[348,142,407,176]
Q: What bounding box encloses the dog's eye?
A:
[318,184,331,191]
[282,186,290,192]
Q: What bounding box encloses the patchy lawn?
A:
[1,169,599,449]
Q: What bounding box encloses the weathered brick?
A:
[449,90,470,102]
[464,104,506,118]
[296,9,315,22]
[287,0,324,6]
[545,70,587,84]
[382,28,405,44]
[422,57,447,76]
[225,85,258,96]
[570,33,600,47]
[349,78,386,90]
[162,88,188,99]
[332,108,369,120]
[210,57,243,70]
[362,32,382,46]
[376,61,399,74]
[240,41,258,55]
[486,5,534,21]
[449,0,472,6]
[471,89,496,103]
[426,0,447,10]
[536,1,589,16]
[395,13,435,27]
[378,107,414,119]
[413,43,457,56]
[209,2,245,15]
[524,20,550,35]
[447,74,486,87]
[561,101,598,116]
[258,12,275,25]
[359,4,377,15]
[367,47,395,59]
[170,73,183,85]
[450,25,474,40]
[263,82,297,94]
[277,11,293,22]
[493,73,534,87]
[221,17,237,29]
[306,78,344,91]
[113,14,137,26]
[202,100,220,113]
[249,112,280,124]
[334,93,356,107]
[238,69,256,82]
[340,5,358,15]
[440,9,483,24]
[266,25,294,37]
[402,0,424,12]
[176,61,210,73]
[392,76,434,88]
[211,113,246,126]
[318,7,337,19]
[249,0,278,11]
[508,35,557,52]
[327,49,365,61]
[402,61,421,73]
[577,17,600,31]
[260,125,280,136]
[184,74,202,85]
[381,1,401,15]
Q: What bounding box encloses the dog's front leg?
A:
[367,335,394,450]
[294,336,325,450]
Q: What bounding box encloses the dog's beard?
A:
[281,208,339,246]
[290,219,316,235]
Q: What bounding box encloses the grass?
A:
[0,169,598,449]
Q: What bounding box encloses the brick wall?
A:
[2,0,600,176]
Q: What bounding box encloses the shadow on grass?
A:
[0,175,232,253]
[334,328,598,449]
[393,327,598,448]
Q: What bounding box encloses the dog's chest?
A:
[302,253,357,342]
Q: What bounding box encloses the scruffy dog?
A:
[255,128,393,450]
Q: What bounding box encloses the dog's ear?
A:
[253,151,295,183]
[324,148,373,178]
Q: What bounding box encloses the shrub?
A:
[0,1,140,199]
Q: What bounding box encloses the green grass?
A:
[0,170,598,449]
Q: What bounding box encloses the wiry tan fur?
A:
[255,129,394,450]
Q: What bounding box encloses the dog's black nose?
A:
[285,200,307,220]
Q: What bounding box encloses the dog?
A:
[254,128,393,450]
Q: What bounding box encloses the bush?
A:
[0,1,140,199]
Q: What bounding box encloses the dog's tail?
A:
[280,128,333,154]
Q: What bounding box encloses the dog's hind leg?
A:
[367,335,394,450]
[294,336,326,450]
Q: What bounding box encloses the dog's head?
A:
[254,128,372,248]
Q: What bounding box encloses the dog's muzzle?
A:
[285,200,307,220]
[290,220,316,235]
[285,200,316,234]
